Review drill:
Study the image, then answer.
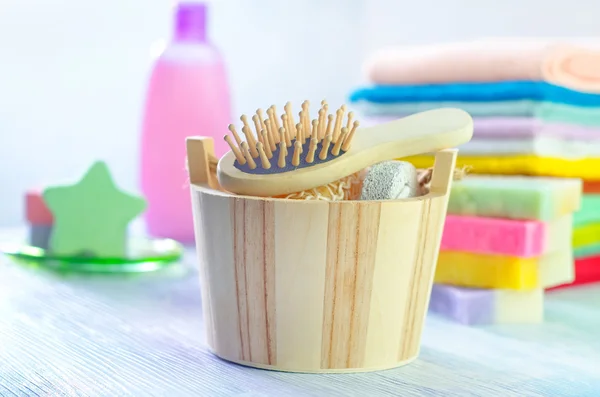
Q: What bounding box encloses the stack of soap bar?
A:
[552,194,600,289]
[429,175,581,325]
[25,190,54,249]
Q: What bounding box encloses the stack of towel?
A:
[349,39,600,291]
[429,175,581,325]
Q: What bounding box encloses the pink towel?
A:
[366,39,600,93]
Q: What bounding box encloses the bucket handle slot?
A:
[429,149,458,196]
[186,136,219,190]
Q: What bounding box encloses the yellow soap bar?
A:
[573,223,600,248]
[436,249,573,289]
[435,251,539,289]
[402,155,600,180]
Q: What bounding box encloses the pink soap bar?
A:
[442,215,545,257]
[25,190,54,225]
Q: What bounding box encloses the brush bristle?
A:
[223,100,359,174]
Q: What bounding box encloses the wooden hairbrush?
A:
[218,101,473,197]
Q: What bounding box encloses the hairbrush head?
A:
[223,100,358,175]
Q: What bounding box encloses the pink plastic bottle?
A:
[140,2,231,243]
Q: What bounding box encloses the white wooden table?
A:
[2,243,600,396]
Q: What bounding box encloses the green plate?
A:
[0,238,183,273]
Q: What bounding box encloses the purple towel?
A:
[362,116,600,140]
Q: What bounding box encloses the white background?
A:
[1,0,599,226]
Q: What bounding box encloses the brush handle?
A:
[217,108,473,196]
[352,108,472,160]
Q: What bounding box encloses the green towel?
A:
[359,101,600,127]
[574,243,600,258]
[537,103,600,127]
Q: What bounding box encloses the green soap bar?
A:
[448,175,582,221]
[573,195,600,227]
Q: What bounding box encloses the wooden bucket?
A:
[186,137,457,373]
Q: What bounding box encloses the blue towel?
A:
[349,81,600,107]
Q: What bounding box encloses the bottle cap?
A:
[175,2,207,42]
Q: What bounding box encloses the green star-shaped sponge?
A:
[42,161,146,258]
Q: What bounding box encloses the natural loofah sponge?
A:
[274,170,366,201]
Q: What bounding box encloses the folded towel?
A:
[543,45,600,94]
[538,102,600,126]
[583,181,600,193]
[574,243,600,258]
[403,154,600,180]
[357,100,535,117]
[573,223,600,249]
[550,255,600,289]
[458,136,600,158]
[362,117,600,140]
[366,39,600,93]
[574,195,600,229]
[351,81,540,103]
[358,101,600,126]
[349,81,600,106]
[572,215,600,259]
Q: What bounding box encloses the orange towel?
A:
[583,181,600,194]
